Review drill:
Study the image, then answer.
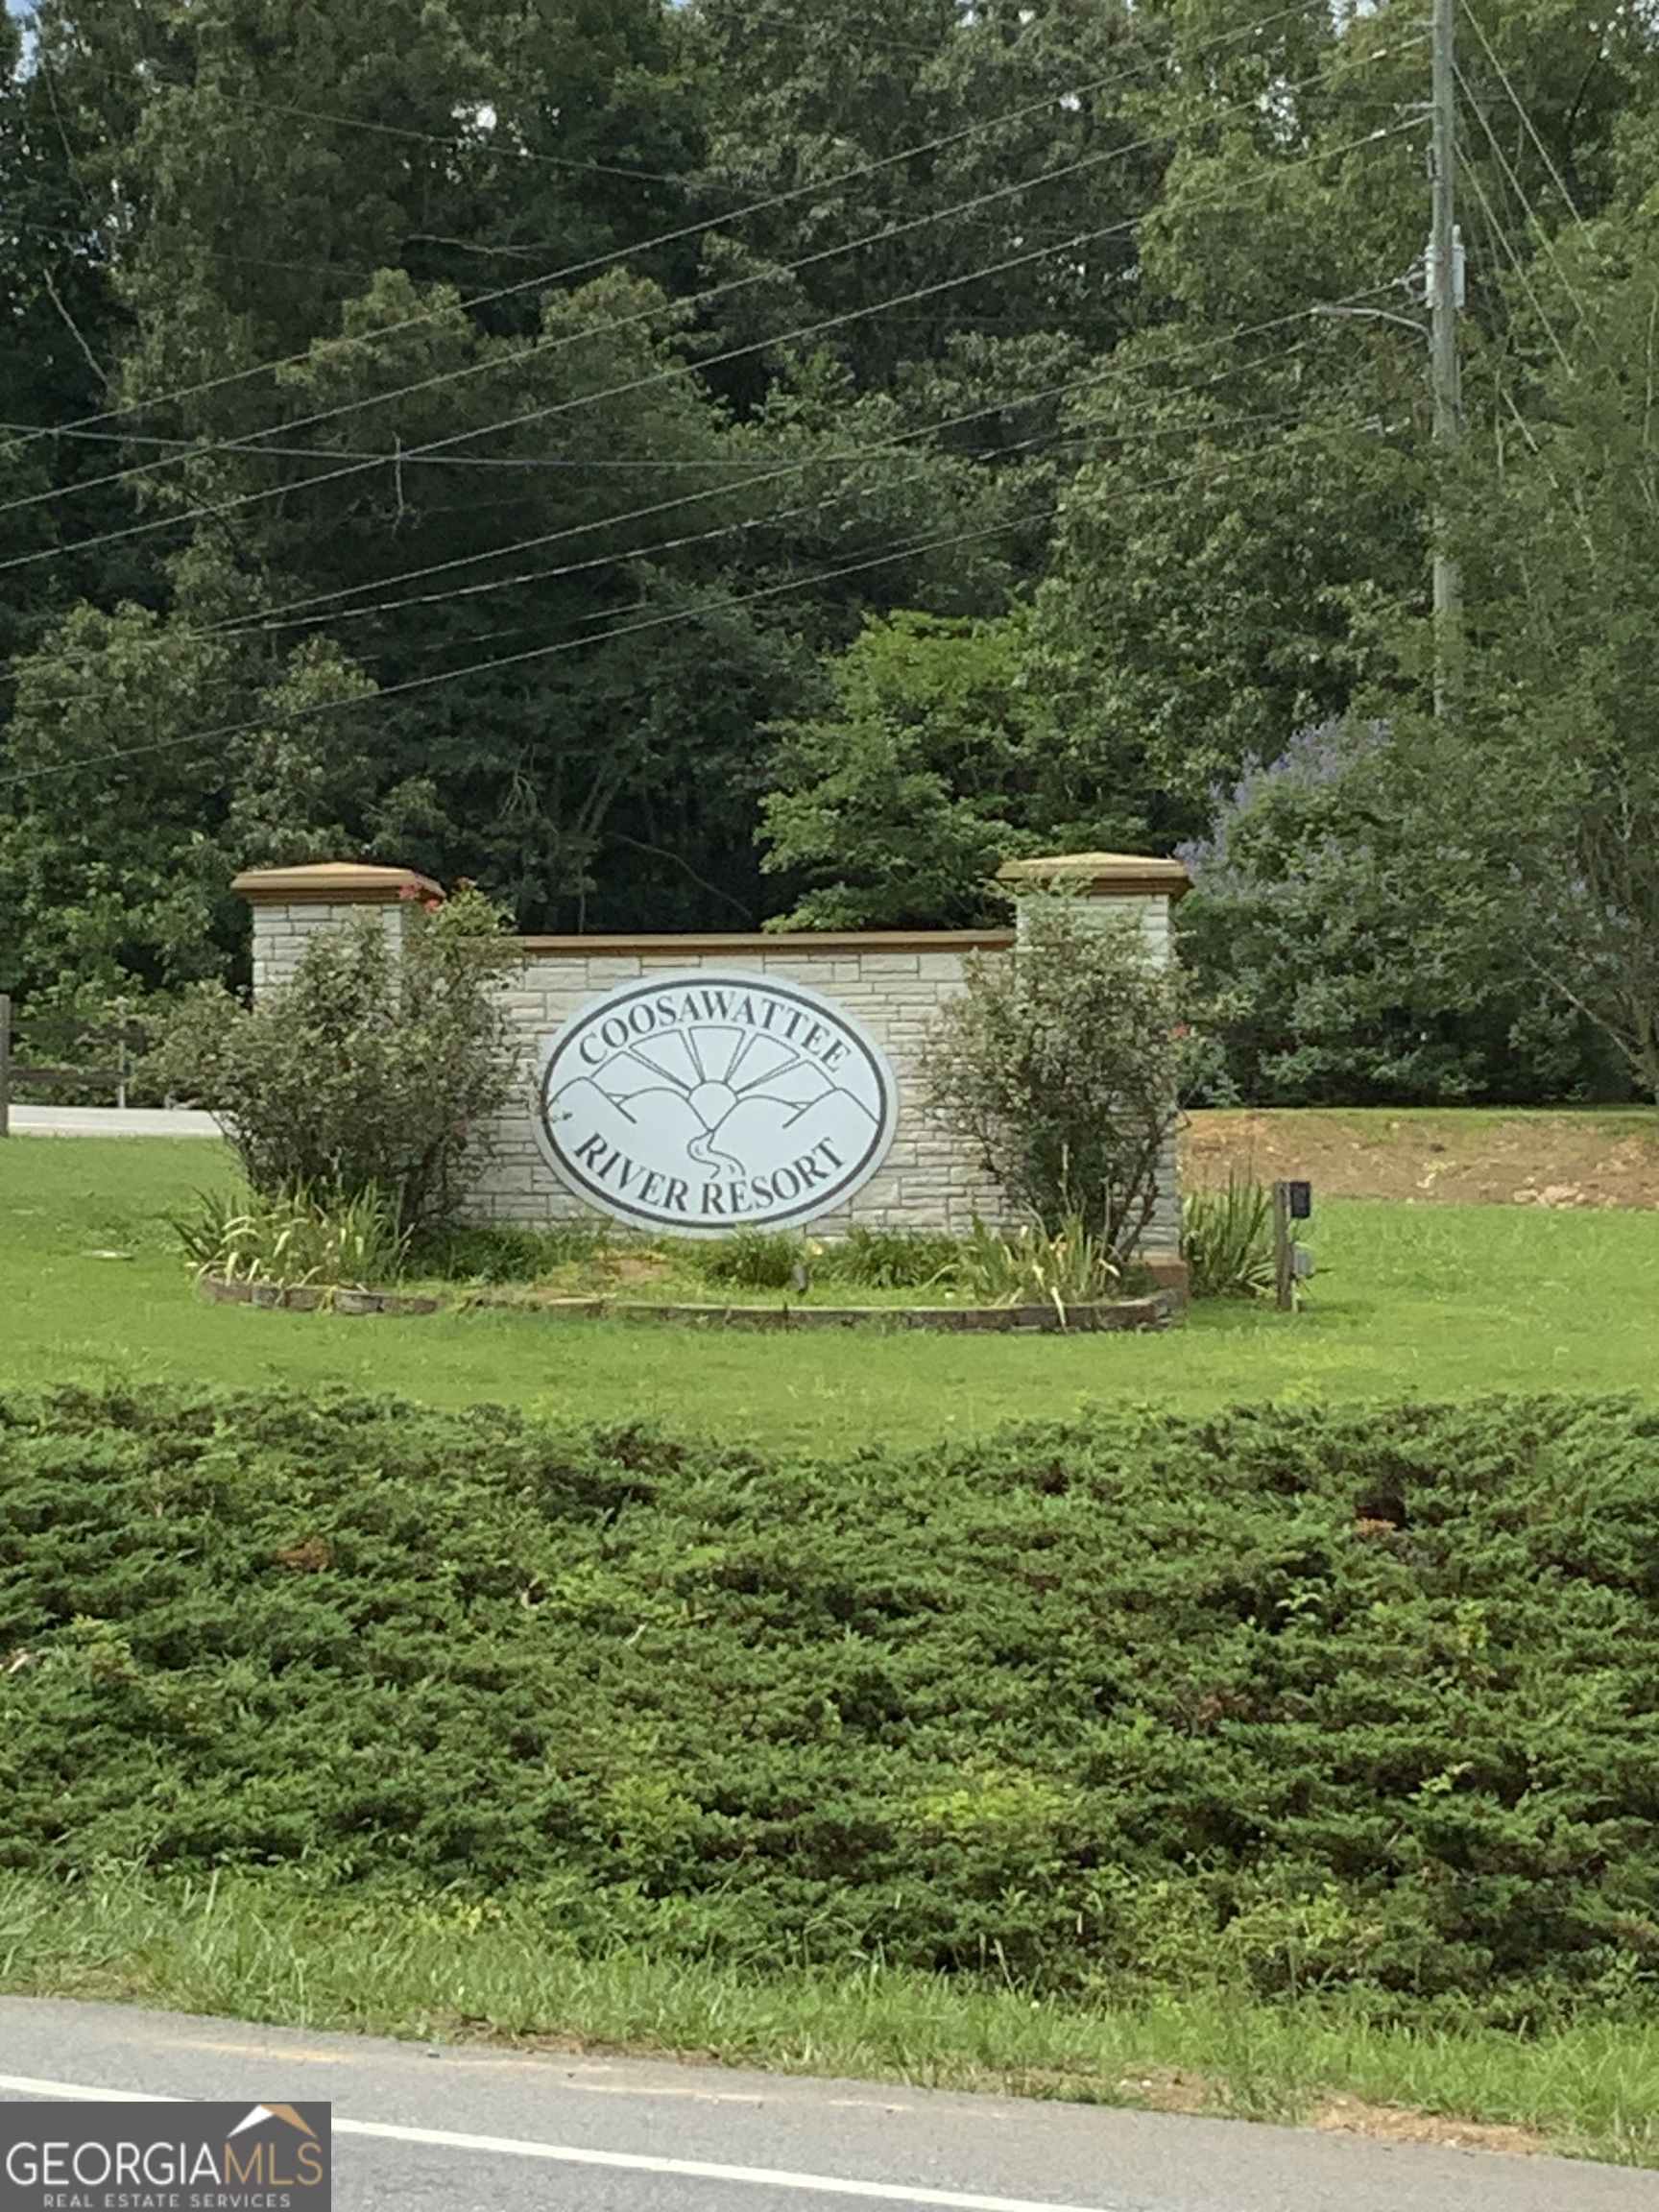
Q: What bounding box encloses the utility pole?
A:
[1429,0,1463,715]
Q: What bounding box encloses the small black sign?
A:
[1,2101,330,2212]
[1286,1180,1312,1220]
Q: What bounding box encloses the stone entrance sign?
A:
[232,853,1190,1291]
[532,970,900,1234]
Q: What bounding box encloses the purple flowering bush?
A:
[1179,721,1621,1105]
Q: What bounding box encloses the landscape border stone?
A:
[199,1276,1171,1333]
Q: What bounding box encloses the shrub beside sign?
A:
[534,971,899,1234]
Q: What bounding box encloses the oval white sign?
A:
[534,970,899,1235]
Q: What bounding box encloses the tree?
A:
[921,898,1185,1257]
[685,0,1166,404]
[0,12,156,665]
[760,609,1035,928]
[758,607,1151,926]
[1022,0,1433,836]
[11,0,1659,1100]
[1024,0,1659,835]
[0,565,381,1001]
[5,0,1045,960]
[1028,336,1426,841]
[1177,720,1615,1104]
[34,0,703,435]
[1447,209,1659,1104]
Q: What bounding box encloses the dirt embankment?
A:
[1182,1108,1659,1210]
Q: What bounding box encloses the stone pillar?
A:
[995,852,1191,1296]
[231,860,444,998]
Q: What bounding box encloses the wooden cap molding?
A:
[232,860,443,906]
[517,930,1017,955]
[232,851,1188,923]
[996,851,1191,902]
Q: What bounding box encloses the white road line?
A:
[0,2073,1115,2212]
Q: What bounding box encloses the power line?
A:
[1460,2,1588,232]
[0,208,1142,569]
[6,289,1407,706]
[0,412,1400,792]
[218,402,1323,649]
[1,278,1412,735]
[1455,67,1588,331]
[0,116,1190,543]
[32,47,1304,513]
[0,367,1335,730]
[3,502,1063,789]
[312,396,1364,688]
[125,284,1411,654]
[205,90,695,187]
[0,419,860,471]
[0,93,1425,577]
[6,5,1335,458]
[1455,131,1575,373]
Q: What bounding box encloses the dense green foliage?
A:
[758,611,1064,930]
[1447,218,1659,1107]
[816,1224,965,1290]
[923,900,1185,1254]
[689,1223,803,1290]
[1181,1172,1275,1301]
[3,1384,1657,2026]
[154,886,519,1232]
[1176,723,1623,1107]
[2,0,1658,1102]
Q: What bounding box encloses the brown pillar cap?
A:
[232,860,443,906]
[996,852,1190,902]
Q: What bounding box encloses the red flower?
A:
[398,880,421,902]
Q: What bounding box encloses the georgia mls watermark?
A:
[0,2103,329,2212]
[534,970,900,1234]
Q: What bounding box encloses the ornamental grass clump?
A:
[692,1226,803,1288]
[960,1214,1117,1319]
[1183,1171,1276,1299]
[155,882,520,1238]
[175,1182,407,1291]
[816,1225,963,1290]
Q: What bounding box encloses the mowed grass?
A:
[4,1135,1659,1449]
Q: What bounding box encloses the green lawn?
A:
[9,1133,1659,2163]
[3,1135,1658,1449]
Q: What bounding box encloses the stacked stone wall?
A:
[250,902,412,998]
[474,936,1017,1238]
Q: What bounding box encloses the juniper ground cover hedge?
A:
[2,1387,1656,2026]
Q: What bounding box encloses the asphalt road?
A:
[1,1999,1654,2212]
[3,1106,221,1137]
